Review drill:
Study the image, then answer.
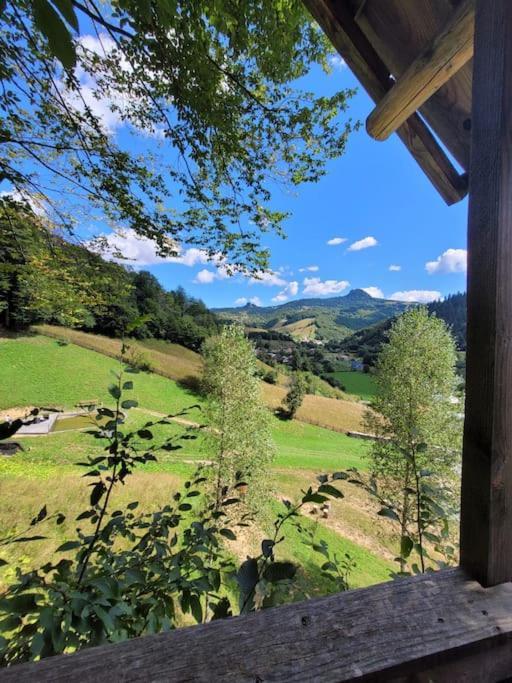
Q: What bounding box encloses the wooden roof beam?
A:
[302,0,468,205]
[367,0,475,141]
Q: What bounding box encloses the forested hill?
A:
[214,289,412,341]
[0,206,217,350]
[340,292,467,364]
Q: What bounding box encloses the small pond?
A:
[51,411,109,432]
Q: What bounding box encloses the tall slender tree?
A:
[365,308,461,572]
[202,324,274,508]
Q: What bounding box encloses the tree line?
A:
[0,200,217,350]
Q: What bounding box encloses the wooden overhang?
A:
[302,0,473,205]
[2,2,512,681]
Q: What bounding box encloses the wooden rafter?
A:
[302,0,467,205]
[366,0,475,141]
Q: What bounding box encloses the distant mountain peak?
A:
[343,288,373,301]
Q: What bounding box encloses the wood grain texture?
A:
[460,0,512,587]
[3,570,512,682]
[302,0,467,205]
[366,0,474,141]
[355,0,472,169]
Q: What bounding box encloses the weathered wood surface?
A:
[353,0,472,171]
[3,569,512,682]
[366,0,474,141]
[302,0,467,205]
[460,0,512,587]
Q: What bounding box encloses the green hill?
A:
[215,289,412,341]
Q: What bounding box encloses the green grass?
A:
[265,502,393,592]
[330,370,377,401]
[0,335,202,415]
[1,334,387,596]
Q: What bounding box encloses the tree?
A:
[1,1,357,271]
[365,308,461,573]
[283,372,308,418]
[202,324,274,507]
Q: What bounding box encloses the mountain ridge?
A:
[214,289,413,341]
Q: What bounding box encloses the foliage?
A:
[202,324,275,507]
[283,372,308,418]
[346,467,458,576]
[1,0,356,271]
[0,358,346,665]
[364,308,462,572]
[0,204,218,350]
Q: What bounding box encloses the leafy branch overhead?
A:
[1,0,357,270]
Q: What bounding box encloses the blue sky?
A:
[20,32,467,309]
[107,56,468,309]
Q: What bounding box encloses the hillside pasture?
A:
[30,329,366,432]
[330,370,377,401]
[0,334,397,595]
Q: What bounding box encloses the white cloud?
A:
[347,236,378,252]
[234,296,261,306]
[249,270,287,287]
[298,265,319,273]
[303,277,350,297]
[389,264,401,272]
[327,237,347,246]
[194,269,216,284]
[272,281,299,303]
[90,229,229,273]
[362,287,384,299]
[425,248,467,275]
[390,290,442,303]
[0,189,47,217]
[328,54,346,70]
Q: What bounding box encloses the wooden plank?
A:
[303,0,467,205]
[366,0,475,141]
[3,570,512,682]
[355,0,472,170]
[460,0,512,587]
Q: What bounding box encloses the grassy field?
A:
[331,370,377,401]
[0,333,395,596]
[32,328,366,432]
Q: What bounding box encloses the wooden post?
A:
[460,0,512,587]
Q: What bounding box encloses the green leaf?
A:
[137,429,153,439]
[236,558,259,593]
[121,399,138,409]
[400,535,414,559]
[51,0,78,30]
[318,484,344,499]
[56,540,81,552]
[261,539,274,558]
[219,528,236,540]
[378,507,400,523]
[32,0,76,69]
[263,561,296,582]
[211,597,232,620]
[90,482,105,506]
[108,384,121,400]
[122,381,133,390]
[0,558,7,567]
[127,501,139,510]
[189,594,202,623]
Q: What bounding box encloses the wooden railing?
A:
[2,569,512,682]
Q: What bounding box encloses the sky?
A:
[32,34,469,310]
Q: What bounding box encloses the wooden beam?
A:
[4,570,512,682]
[460,0,512,587]
[366,0,475,141]
[302,0,467,205]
